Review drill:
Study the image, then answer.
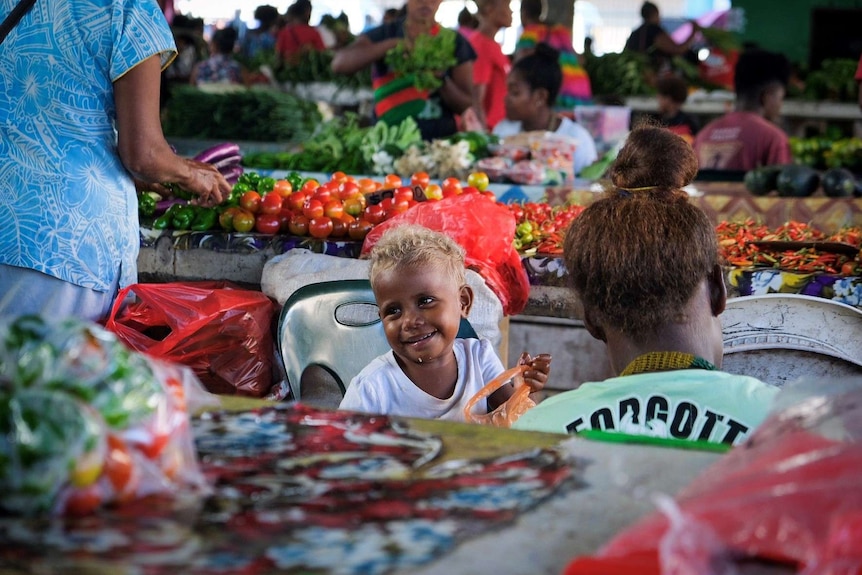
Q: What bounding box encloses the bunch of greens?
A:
[802,59,859,103]
[384,28,458,91]
[162,86,321,143]
[275,49,371,90]
[583,51,654,99]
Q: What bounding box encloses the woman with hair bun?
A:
[513,126,777,446]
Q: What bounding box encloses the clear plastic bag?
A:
[0,315,213,516]
[463,365,535,427]
[564,377,862,575]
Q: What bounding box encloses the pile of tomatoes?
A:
[218,170,492,241]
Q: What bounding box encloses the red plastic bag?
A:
[564,378,862,575]
[361,194,530,316]
[106,281,276,397]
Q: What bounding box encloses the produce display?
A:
[161,86,321,143]
[0,316,209,516]
[789,136,862,173]
[743,162,862,198]
[716,220,862,275]
[242,118,497,180]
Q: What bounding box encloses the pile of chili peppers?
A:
[716,219,862,276]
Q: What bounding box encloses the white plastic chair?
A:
[721,294,862,387]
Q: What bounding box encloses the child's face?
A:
[374,263,470,367]
[504,70,539,122]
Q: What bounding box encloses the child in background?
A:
[494,44,598,176]
[653,75,699,143]
[339,225,551,421]
[190,27,243,86]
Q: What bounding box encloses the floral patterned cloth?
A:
[728,268,862,309]
[0,404,575,575]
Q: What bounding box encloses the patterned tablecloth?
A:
[0,404,576,575]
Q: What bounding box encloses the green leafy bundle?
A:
[162,86,321,142]
[384,28,458,91]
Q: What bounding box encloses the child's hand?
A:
[517,352,552,393]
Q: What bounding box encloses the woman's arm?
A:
[653,21,700,56]
[113,55,230,206]
[439,60,474,114]
[331,34,399,75]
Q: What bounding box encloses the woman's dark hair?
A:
[520,0,546,22]
[511,43,562,105]
[563,125,718,339]
[254,5,280,27]
[641,1,659,20]
[734,49,790,102]
[656,75,689,104]
[212,27,238,54]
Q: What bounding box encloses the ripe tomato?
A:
[232,209,255,233]
[379,197,395,213]
[348,219,374,241]
[272,179,293,198]
[467,171,490,191]
[105,434,136,498]
[364,204,386,225]
[394,186,414,204]
[384,173,402,189]
[339,181,360,200]
[424,184,443,201]
[240,191,262,214]
[259,192,283,215]
[255,213,281,234]
[218,206,242,231]
[300,178,320,194]
[309,216,334,239]
[286,190,308,213]
[343,196,364,217]
[277,207,294,234]
[63,482,105,516]
[388,197,410,216]
[302,198,324,220]
[461,185,480,195]
[410,171,430,189]
[441,177,462,195]
[330,217,348,238]
[323,199,345,220]
[288,214,310,236]
[313,183,335,204]
[357,178,377,195]
[331,171,349,184]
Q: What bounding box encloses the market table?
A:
[0,398,721,575]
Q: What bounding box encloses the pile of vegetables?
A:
[162,86,321,142]
[241,117,497,180]
[0,316,206,516]
[507,202,586,255]
[716,219,862,275]
[275,49,371,90]
[384,27,458,91]
[789,136,862,172]
[744,162,862,198]
[797,58,859,103]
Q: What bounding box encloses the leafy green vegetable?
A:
[162,86,321,143]
[384,28,458,92]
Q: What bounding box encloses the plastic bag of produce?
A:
[0,315,214,516]
[105,281,276,397]
[563,377,862,575]
[360,193,530,316]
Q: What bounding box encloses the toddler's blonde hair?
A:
[369,224,466,289]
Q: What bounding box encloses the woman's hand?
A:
[178,159,232,207]
[518,352,552,393]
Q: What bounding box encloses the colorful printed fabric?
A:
[729,268,862,309]
[193,54,243,85]
[0,404,575,575]
[516,24,592,109]
[0,0,176,291]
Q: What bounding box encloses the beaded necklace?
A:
[620,351,716,377]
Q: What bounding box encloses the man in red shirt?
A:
[693,49,792,171]
[276,0,324,66]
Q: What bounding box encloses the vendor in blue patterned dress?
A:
[0,0,231,323]
[513,125,778,445]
